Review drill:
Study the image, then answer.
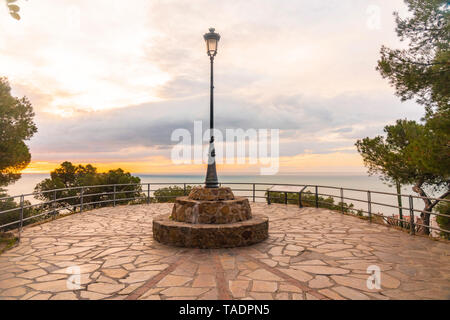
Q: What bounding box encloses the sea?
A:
[4,172,431,218]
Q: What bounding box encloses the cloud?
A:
[28,91,423,162]
[0,0,423,172]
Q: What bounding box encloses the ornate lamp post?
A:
[203,28,221,188]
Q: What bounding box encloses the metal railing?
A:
[1,182,449,240]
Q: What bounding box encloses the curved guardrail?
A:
[1,182,449,240]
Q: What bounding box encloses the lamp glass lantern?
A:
[203,28,221,57]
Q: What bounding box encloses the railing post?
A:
[285,192,288,205]
[367,191,372,223]
[147,184,151,204]
[409,195,415,235]
[184,183,187,196]
[113,185,116,207]
[80,187,84,213]
[298,191,302,208]
[315,186,319,208]
[340,188,344,213]
[267,191,271,205]
[252,184,255,203]
[18,195,24,242]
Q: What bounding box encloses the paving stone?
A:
[121,271,161,284]
[94,247,127,258]
[309,276,333,289]
[250,292,273,300]
[80,291,111,300]
[318,288,346,300]
[325,250,354,258]
[291,293,304,300]
[246,269,283,281]
[192,274,216,287]
[275,292,289,300]
[36,274,67,282]
[157,275,192,287]
[279,283,302,293]
[18,269,47,279]
[332,275,378,292]
[279,268,313,282]
[306,292,320,300]
[102,257,135,268]
[87,283,125,294]
[102,268,128,279]
[294,260,327,266]
[295,266,350,275]
[229,280,249,298]
[317,244,353,250]
[20,291,40,300]
[0,278,32,289]
[28,293,52,300]
[52,264,100,274]
[2,286,27,297]
[50,292,77,300]
[28,280,78,293]
[252,281,278,293]
[260,259,277,267]
[332,286,370,300]
[56,247,93,255]
[160,287,209,297]
[118,283,142,295]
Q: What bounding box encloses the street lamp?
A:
[203,27,220,188]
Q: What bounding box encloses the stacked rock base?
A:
[152,186,269,248]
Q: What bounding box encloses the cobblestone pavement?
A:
[0,203,449,300]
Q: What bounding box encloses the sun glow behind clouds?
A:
[0,0,170,116]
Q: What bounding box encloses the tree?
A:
[376,0,449,115]
[356,119,449,235]
[0,77,37,187]
[34,162,142,211]
[356,127,412,226]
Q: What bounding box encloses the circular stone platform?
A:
[152,186,269,248]
[152,213,269,248]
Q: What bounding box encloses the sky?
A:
[0,0,425,175]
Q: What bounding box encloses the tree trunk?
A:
[412,182,449,236]
[412,181,432,236]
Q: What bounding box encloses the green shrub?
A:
[435,198,450,240]
[153,186,193,203]
[0,190,44,232]
[0,232,18,254]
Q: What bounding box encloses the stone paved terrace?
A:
[0,203,449,300]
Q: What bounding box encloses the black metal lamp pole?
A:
[204,28,220,188]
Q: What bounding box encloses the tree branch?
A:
[412,180,432,209]
[429,189,450,211]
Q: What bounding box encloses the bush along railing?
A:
[1,182,449,241]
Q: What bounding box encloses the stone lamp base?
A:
[152,186,269,248]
